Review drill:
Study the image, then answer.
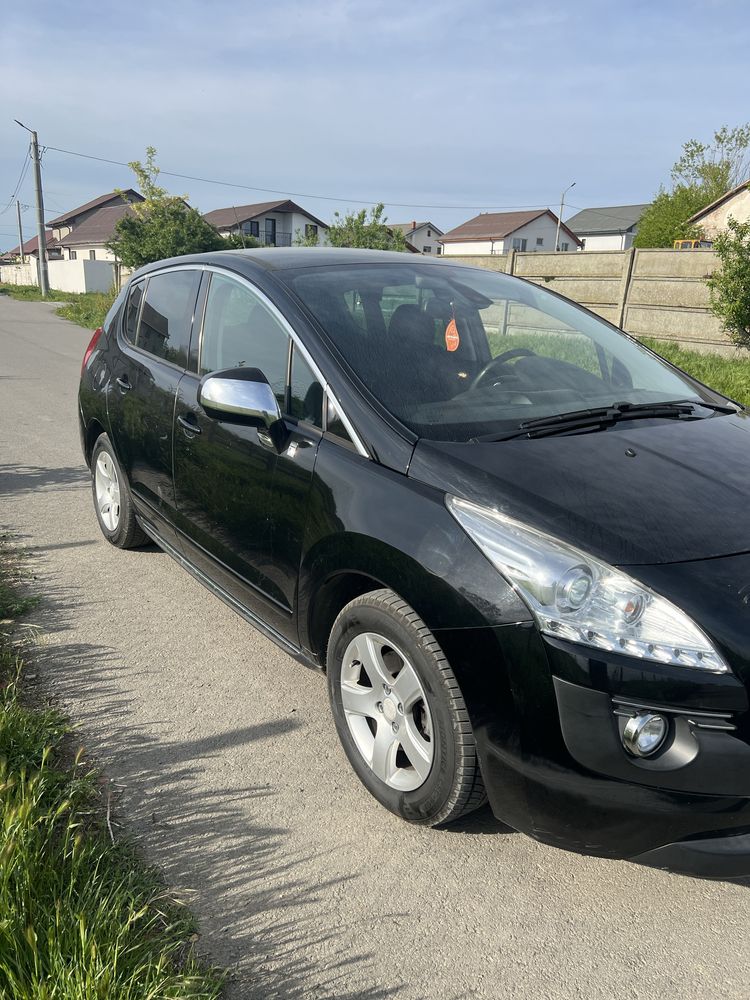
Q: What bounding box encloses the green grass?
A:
[55,292,115,330]
[487,328,750,408]
[642,338,750,407]
[0,538,224,999]
[0,283,116,331]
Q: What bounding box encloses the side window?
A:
[137,270,199,368]
[200,272,289,408]
[123,281,144,343]
[289,347,323,427]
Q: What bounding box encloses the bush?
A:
[707,216,750,349]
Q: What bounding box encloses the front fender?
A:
[297,438,531,649]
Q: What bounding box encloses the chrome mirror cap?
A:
[199,367,283,434]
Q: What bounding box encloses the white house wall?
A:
[289,212,328,245]
[579,232,634,251]
[696,187,750,238]
[511,214,575,252]
[442,239,499,256]
[407,224,442,254]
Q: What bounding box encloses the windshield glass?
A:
[282,262,718,442]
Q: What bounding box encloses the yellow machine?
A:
[673,239,713,249]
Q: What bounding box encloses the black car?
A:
[79,248,750,877]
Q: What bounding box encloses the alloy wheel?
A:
[340,631,434,792]
[95,451,121,532]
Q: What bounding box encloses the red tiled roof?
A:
[55,204,138,246]
[4,231,57,256]
[203,199,327,231]
[48,189,143,227]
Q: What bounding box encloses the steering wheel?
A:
[469,348,537,391]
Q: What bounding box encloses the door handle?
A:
[177,414,202,435]
[115,376,131,391]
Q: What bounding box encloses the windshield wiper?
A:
[474,399,739,443]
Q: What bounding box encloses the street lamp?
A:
[555,181,576,252]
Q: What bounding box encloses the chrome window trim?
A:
[199,265,370,459]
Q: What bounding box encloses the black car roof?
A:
[132,247,453,279]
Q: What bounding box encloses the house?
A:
[1,231,61,262]
[389,221,444,254]
[686,180,750,239]
[54,204,144,261]
[439,209,581,255]
[202,199,328,246]
[48,190,145,261]
[565,204,649,250]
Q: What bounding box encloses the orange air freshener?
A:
[445,318,460,352]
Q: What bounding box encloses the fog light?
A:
[622,712,668,758]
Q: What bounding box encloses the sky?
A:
[1,0,750,251]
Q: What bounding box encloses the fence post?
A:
[616,247,636,329]
[505,249,516,275]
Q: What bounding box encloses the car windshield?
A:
[282,261,721,442]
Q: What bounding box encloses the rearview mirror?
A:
[199,368,285,449]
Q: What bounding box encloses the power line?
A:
[0,146,31,217]
[44,143,556,213]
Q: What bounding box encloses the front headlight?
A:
[447,496,729,674]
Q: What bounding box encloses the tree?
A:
[633,185,707,249]
[707,215,750,350]
[107,147,226,268]
[634,124,750,248]
[325,203,407,250]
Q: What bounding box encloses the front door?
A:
[173,270,324,642]
[107,268,201,547]
[264,217,276,247]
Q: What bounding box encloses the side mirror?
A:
[199,367,285,450]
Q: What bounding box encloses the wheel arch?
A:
[84,418,108,468]
[300,530,511,665]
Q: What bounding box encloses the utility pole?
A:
[555,181,576,252]
[16,200,25,263]
[14,121,49,296]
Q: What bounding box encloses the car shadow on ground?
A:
[16,558,401,999]
[0,463,90,497]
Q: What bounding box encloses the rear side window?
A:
[137,270,200,367]
[123,281,144,342]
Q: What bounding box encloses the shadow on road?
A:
[0,463,89,497]
[19,553,399,999]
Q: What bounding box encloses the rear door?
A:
[172,269,324,642]
[107,267,202,547]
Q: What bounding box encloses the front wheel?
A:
[90,434,147,549]
[327,589,486,826]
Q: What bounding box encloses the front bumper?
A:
[634,830,750,878]
[441,616,750,877]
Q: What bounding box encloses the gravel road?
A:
[1,295,749,999]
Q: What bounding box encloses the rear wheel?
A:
[90,434,147,549]
[327,589,486,826]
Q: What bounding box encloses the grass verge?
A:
[0,283,115,331]
[0,535,224,999]
[641,337,750,407]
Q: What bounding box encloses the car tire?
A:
[327,588,486,826]
[90,434,147,549]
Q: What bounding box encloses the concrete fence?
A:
[0,258,129,294]
[450,248,732,354]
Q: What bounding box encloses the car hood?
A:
[408,411,750,566]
